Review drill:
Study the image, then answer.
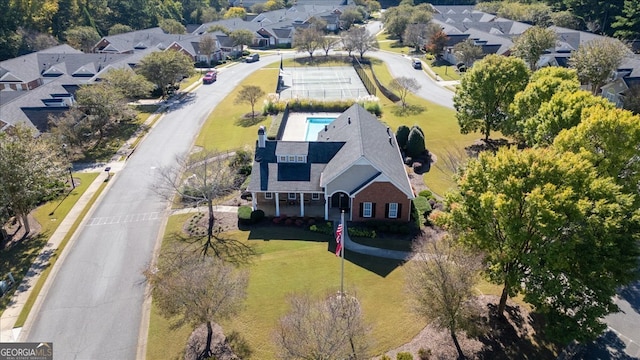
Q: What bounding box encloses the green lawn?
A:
[376,32,413,55]
[195,68,279,152]
[429,59,461,81]
[366,59,477,196]
[0,172,99,315]
[147,215,424,360]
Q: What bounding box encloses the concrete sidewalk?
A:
[0,170,111,342]
[0,74,208,343]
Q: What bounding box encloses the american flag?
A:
[335,223,343,256]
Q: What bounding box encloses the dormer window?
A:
[278,155,307,163]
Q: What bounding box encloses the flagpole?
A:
[340,210,345,295]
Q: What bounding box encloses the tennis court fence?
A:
[280,88,370,100]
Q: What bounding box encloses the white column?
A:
[324,194,329,220]
[275,193,280,217]
[349,197,353,221]
[251,192,257,210]
[299,192,305,217]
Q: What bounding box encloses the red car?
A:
[203,70,217,84]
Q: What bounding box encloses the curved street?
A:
[16,36,638,359]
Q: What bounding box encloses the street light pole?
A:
[62,144,75,189]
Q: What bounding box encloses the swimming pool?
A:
[305,117,336,141]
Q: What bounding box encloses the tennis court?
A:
[278,66,370,100]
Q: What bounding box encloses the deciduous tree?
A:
[453,55,529,141]
[319,35,338,56]
[159,18,186,34]
[403,23,429,52]
[390,76,420,109]
[407,233,482,360]
[198,34,216,63]
[229,29,255,50]
[275,292,370,360]
[64,25,100,52]
[108,23,132,35]
[554,105,640,198]
[154,151,254,260]
[101,68,154,100]
[452,39,483,67]
[437,146,640,343]
[569,37,631,94]
[345,26,378,59]
[235,85,265,120]
[340,8,364,30]
[293,27,323,58]
[506,67,580,142]
[144,248,248,360]
[223,6,246,19]
[522,89,613,146]
[136,50,195,97]
[0,125,65,234]
[75,82,135,140]
[511,26,557,71]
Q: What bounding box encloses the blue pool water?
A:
[305,117,336,141]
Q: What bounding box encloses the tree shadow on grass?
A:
[0,232,48,312]
[391,104,425,117]
[234,113,266,127]
[166,230,257,265]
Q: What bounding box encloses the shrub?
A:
[238,205,252,224]
[284,218,294,226]
[413,196,431,214]
[406,127,426,157]
[347,227,376,238]
[362,101,382,116]
[250,209,265,223]
[309,222,333,235]
[418,348,432,360]
[397,352,414,360]
[418,189,433,199]
[396,125,410,149]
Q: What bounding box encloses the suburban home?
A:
[247,104,415,222]
[0,47,131,133]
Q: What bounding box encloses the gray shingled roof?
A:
[317,104,413,198]
[249,105,413,198]
[0,75,83,133]
[94,28,199,53]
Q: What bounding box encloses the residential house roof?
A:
[248,104,413,199]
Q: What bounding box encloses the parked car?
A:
[203,70,217,84]
[245,53,260,63]
[412,58,422,69]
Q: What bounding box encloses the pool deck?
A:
[280,112,341,141]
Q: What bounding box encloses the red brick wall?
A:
[352,182,411,222]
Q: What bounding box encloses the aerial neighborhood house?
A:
[248,104,415,222]
[0,45,131,133]
[432,5,640,108]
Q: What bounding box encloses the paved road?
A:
[22,57,281,360]
[369,49,455,109]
